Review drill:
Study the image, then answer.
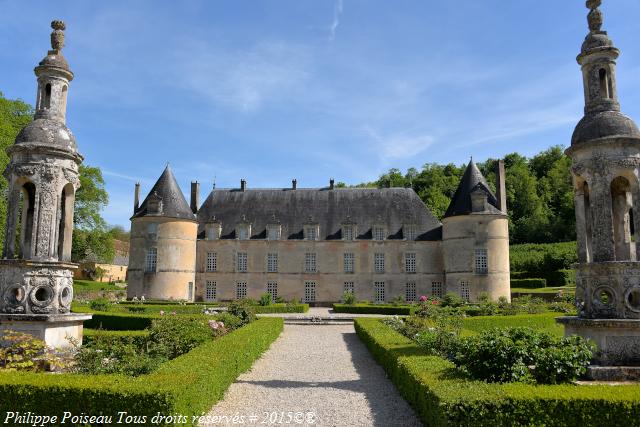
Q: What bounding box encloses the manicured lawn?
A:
[462,312,565,337]
[511,286,575,294]
[73,279,123,292]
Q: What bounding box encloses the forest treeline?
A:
[346,146,574,244]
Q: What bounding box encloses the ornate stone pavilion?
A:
[558,0,640,375]
[0,21,90,348]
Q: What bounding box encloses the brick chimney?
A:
[190,181,200,213]
[496,159,507,213]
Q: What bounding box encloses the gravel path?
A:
[201,324,422,427]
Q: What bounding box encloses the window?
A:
[188,282,194,301]
[305,253,317,273]
[206,252,217,272]
[374,253,385,273]
[405,282,417,302]
[374,281,386,303]
[267,225,281,240]
[343,225,354,241]
[343,252,355,273]
[460,280,470,302]
[405,252,417,273]
[432,281,444,298]
[205,280,217,301]
[267,253,278,273]
[267,282,278,299]
[147,223,157,239]
[373,226,385,241]
[237,225,250,240]
[236,282,247,299]
[404,225,417,241]
[206,224,221,240]
[343,281,355,295]
[145,248,157,272]
[305,226,318,241]
[237,252,248,273]
[475,249,488,274]
[304,281,316,303]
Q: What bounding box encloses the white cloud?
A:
[365,127,435,160]
[171,40,311,113]
[330,0,344,40]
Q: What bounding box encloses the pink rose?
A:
[419,295,428,302]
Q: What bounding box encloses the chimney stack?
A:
[240,179,247,192]
[190,181,200,214]
[134,182,140,212]
[292,179,297,190]
[496,159,507,213]
[329,178,335,190]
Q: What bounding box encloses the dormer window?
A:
[470,187,488,213]
[237,225,250,240]
[404,224,417,241]
[267,224,281,240]
[206,222,222,240]
[147,192,163,215]
[342,224,357,241]
[304,225,319,241]
[373,225,386,241]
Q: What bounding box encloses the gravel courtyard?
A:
[201,324,422,427]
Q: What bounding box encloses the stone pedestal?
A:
[0,313,92,349]
[0,259,77,315]
[557,316,640,366]
[574,262,640,319]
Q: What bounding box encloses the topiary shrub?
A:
[89,298,112,312]
[148,316,213,359]
[227,300,257,325]
[342,291,356,305]
[259,293,272,307]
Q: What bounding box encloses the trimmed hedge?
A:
[511,278,547,289]
[74,308,159,331]
[332,303,415,315]
[253,304,309,314]
[83,329,150,347]
[0,317,283,426]
[355,318,640,426]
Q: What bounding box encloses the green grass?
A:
[462,312,565,337]
[73,279,122,292]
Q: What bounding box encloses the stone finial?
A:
[587,0,603,32]
[50,20,66,52]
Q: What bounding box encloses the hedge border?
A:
[0,317,283,426]
[354,318,640,426]
[332,304,415,315]
[253,304,309,314]
[83,329,150,347]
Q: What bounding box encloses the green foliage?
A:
[511,278,547,289]
[332,303,415,315]
[227,300,257,325]
[453,327,594,384]
[148,316,213,359]
[78,310,157,331]
[441,292,465,308]
[83,329,150,348]
[72,228,115,264]
[252,303,309,314]
[355,318,640,426]
[212,312,244,330]
[510,242,577,276]
[0,330,60,372]
[342,291,356,305]
[0,318,283,424]
[0,93,33,251]
[88,298,112,312]
[259,292,272,306]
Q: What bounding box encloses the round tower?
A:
[441,160,510,302]
[127,166,198,301]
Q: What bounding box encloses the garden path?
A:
[201,324,422,427]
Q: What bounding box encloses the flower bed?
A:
[0,317,283,425]
[355,318,640,426]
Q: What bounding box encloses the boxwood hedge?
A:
[0,318,283,426]
[355,318,640,426]
[253,303,309,314]
[332,304,415,315]
[83,329,150,347]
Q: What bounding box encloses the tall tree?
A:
[0,92,33,250]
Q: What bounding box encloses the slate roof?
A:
[197,187,443,241]
[443,160,502,218]
[132,166,196,221]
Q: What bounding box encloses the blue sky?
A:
[1,1,640,229]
